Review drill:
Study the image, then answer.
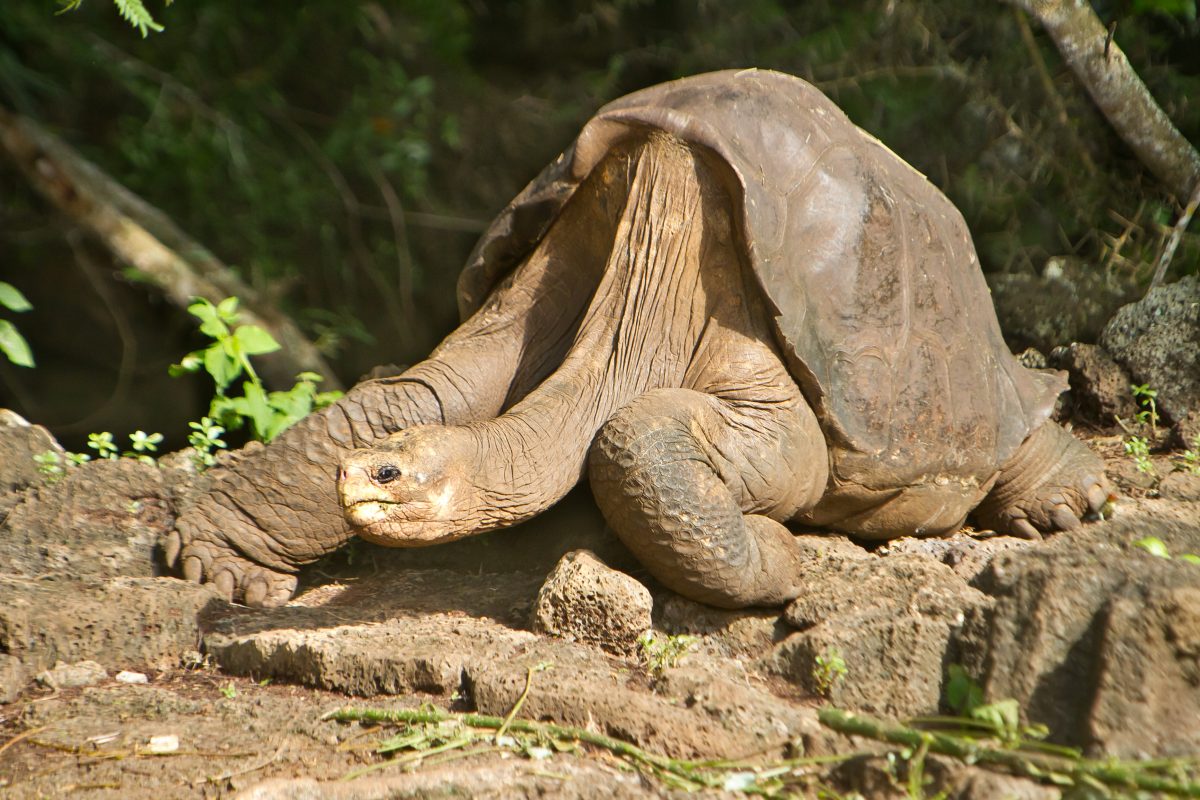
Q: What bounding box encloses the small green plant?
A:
[1134,536,1200,564]
[1131,383,1160,435]
[186,416,227,469]
[85,430,164,464]
[219,682,237,699]
[637,631,699,675]
[33,450,65,482]
[57,0,168,37]
[812,648,848,697]
[943,665,1047,745]
[1175,435,1200,476]
[170,297,341,444]
[1124,434,1155,474]
[0,281,34,368]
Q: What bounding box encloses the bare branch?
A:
[1006,0,1200,200]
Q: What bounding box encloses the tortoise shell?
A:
[456,69,1063,503]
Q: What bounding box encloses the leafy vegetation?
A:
[637,631,699,675]
[56,0,170,37]
[169,297,341,443]
[812,648,849,697]
[0,281,34,368]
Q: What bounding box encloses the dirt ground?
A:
[2,423,1199,799]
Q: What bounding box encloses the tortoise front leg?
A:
[588,388,828,609]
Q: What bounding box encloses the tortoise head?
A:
[337,425,477,545]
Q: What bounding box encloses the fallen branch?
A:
[819,707,1200,797]
[1005,0,1200,200]
[0,106,342,390]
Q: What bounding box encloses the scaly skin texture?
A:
[175,72,1115,609]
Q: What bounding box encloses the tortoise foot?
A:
[166,513,299,608]
[974,422,1115,539]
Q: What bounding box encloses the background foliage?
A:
[0,0,1197,447]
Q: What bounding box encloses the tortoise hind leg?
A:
[588,388,827,609]
[973,422,1114,539]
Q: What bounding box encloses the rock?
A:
[1101,275,1200,426]
[1047,342,1137,426]
[987,256,1138,353]
[0,576,223,676]
[1174,408,1200,451]
[880,532,1035,584]
[115,670,150,684]
[0,653,27,704]
[36,660,108,689]
[0,458,175,579]
[958,514,1200,757]
[0,410,60,513]
[1160,470,1200,501]
[770,555,990,718]
[531,550,651,655]
[656,594,785,658]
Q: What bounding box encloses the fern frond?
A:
[112,0,164,37]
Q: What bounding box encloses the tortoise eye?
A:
[375,465,401,484]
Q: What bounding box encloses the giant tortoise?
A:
[167,69,1112,609]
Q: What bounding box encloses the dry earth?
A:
[2,410,1199,799]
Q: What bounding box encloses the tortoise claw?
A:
[213,570,235,601]
[1049,504,1082,531]
[163,530,181,567]
[183,555,204,584]
[1011,518,1042,540]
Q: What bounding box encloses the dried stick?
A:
[1150,178,1200,290]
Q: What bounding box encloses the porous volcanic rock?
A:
[1101,275,1200,426]
[772,555,990,718]
[0,409,59,512]
[1047,342,1138,426]
[0,458,175,579]
[0,575,223,678]
[987,256,1138,353]
[957,512,1200,757]
[532,549,652,655]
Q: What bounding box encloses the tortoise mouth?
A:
[344,499,467,546]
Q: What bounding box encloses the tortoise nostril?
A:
[375,464,401,484]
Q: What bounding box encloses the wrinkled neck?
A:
[464,135,716,529]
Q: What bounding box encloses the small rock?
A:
[1101,275,1200,426]
[146,734,179,753]
[0,654,27,704]
[36,659,108,689]
[115,670,150,684]
[1173,409,1200,451]
[531,550,652,656]
[1159,470,1200,502]
[1048,342,1137,426]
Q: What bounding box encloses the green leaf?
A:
[233,325,281,356]
[188,299,230,340]
[168,351,204,377]
[113,0,165,37]
[1134,536,1171,558]
[240,380,275,440]
[945,665,983,715]
[970,698,1020,737]
[0,282,32,312]
[0,320,35,367]
[204,344,242,390]
[1178,554,1200,565]
[216,296,240,322]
